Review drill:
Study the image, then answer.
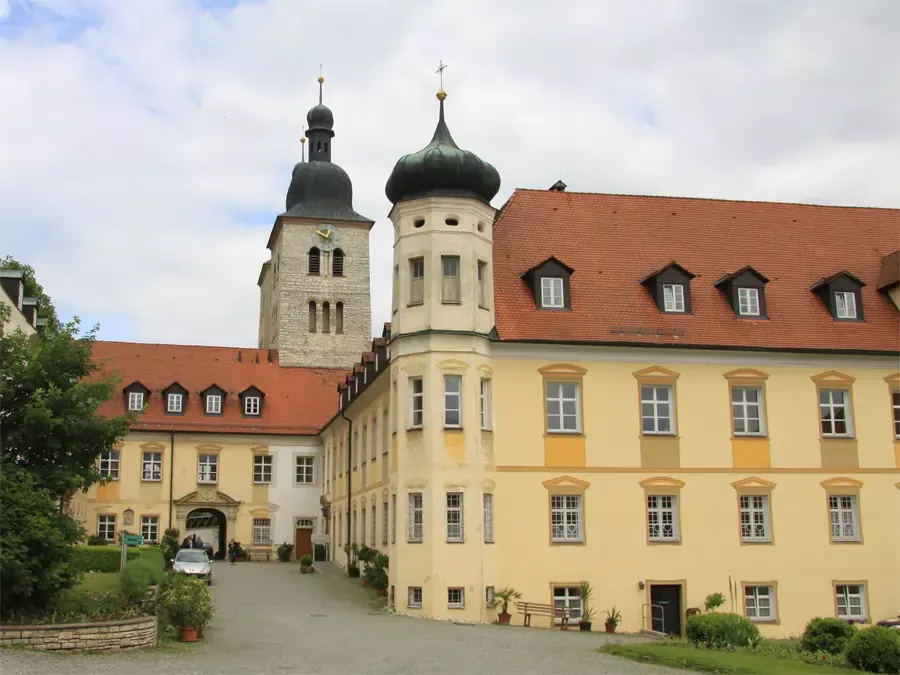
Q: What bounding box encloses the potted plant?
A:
[363,553,389,596]
[299,554,314,573]
[162,575,214,642]
[604,606,622,633]
[577,582,594,631]
[277,542,294,563]
[493,588,522,625]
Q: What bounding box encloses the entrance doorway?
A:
[186,508,227,559]
[649,583,683,636]
[295,519,314,560]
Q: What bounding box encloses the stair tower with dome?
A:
[258,76,373,370]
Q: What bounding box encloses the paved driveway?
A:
[1,562,676,674]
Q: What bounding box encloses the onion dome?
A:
[306,77,334,132]
[385,90,501,205]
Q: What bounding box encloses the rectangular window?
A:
[641,385,675,434]
[128,391,144,411]
[647,495,679,542]
[738,287,760,316]
[835,584,867,620]
[732,387,765,435]
[295,456,314,484]
[829,494,861,542]
[441,255,461,303]
[663,284,685,312]
[361,509,367,547]
[893,389,900,438]
[392,265,399,312]
[483,493,494,543]
[835,292,857,319]
[446,492,464,542]
[448,587,465,609]
[198,454,218,483]
[550,494,583,543]
[739,495,771,542]
[477,260,488,308]
[408,586,422,609]
[408,492,423,542]
[410,377,423,428]
[391,494,397,544]
[206,394,222,414]
[253,455,272,483]
[545,381,580,433]
[244,396,261,416]
[820,389,852,437]
[540,277,563,308]
[382,500,388,545]
[99,451,120,480]
[486,586,495,608]
[252,518,271,545]
[553,587,583,624]
[167,393,183,413]
[98,515,116,540]
[141,452,162,481]
[141,515,159,544]
[409,257,424,305]
[371,504,376,545]
[744,585,775,622]
[480,379,491,430]
[444,374,462,427]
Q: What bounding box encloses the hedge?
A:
[686,613,761,649]
[845,626,900,674]
[72,545,139,573]
[802,617,857,655]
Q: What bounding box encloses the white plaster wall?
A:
[1,293,35,336]
[268,437,323,546]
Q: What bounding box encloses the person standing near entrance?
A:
[228,539,238,565]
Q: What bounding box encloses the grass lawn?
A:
[600,643,859,674]
[71,572,120,594]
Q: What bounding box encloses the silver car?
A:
[172,549,213,585]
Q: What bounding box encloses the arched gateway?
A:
[174,487,240,558]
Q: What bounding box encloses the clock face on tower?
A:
[312,223,340,252]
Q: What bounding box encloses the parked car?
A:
[876,616,900,630]
[171,549,213,585]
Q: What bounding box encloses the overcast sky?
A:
[1,0,898,346]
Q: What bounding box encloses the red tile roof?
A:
[493,190,900,353]
[92,342,347,435]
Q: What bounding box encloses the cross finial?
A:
[435,60,447,89]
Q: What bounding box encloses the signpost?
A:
[120,533,144,571]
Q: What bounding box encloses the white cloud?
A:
[1,0,897,347]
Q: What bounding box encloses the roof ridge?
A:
[95,340,268,351]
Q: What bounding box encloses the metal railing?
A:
[642,603,665,635]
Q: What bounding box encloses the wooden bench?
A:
[515,601,570,629]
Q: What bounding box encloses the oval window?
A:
[413,218,425,228]
[445,218,459,226]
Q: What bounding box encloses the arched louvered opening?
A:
[309,247,321,275]
[336,302,344,334]
[333,248,345,277]
[322,301,331,333]
[308,301,317,333]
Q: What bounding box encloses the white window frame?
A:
[295,456,314,485]
[483,493,494,543]
[477,260,488,308]
[446,492,464,542]
[540,277,564,308]
[441,255,461,303]
[252,517,271,545]
[647,494,679,542]
[447,587,465,609]
[140,515,159,544]
[732,387,766,436]
[370,504,376,545]
[99,450,120,480]
[382,500,388,545]
[835,584,867,621]
[829,494,861,542]
[744,585,776,622]
[205,394,222,415]
[486,586,495,608]
[819,388,853,437]
[198,454,219,484]
[141,452,162,482]
[409,257,425,305]
[835,291,857,319]
[893,389,900,439]
[244,395,261,416]
[553,586,583,624]
[253,455,272,484]
[98,514,116,540]
[480,378,491,430]
[443,374,462,428]
[739,494,771,542]
[738,287,760,316]
[361,508,367,546]
[408,492,423,542]
[545,381,581,433]
[166,392,183,413]
[410,377,423,428]
[550,494,583,543]
[408,586,423,609]
[641,384,675,435]
[663,283,685,312]
[127,391,144,411]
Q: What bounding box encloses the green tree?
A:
[1,255,58,327]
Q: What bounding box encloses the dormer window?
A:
[201,385,225,416]
[541,278,564,308]
[244,397,260,415]
[162,383,187,415]
[641,262,695,314]
[523,257,574,310]
[240,386,264,417]
[715,267,769,319]
[810,271,865,322]
[124,382,150,412]
[738,288,760,316]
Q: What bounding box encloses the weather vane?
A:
[435,60,447,89]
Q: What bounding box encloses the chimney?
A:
[549,179,567,192]
[0,269,24,309]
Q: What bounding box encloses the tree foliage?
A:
[1,255,58,327]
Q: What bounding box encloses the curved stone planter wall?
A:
[0,615,157,651]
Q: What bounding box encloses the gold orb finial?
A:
[436,89,447,101]
[317,75,325,84]
[300,137,306,144]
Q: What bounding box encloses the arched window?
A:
[309,247,321,275]
[322,301,331,333]
[336,302,344,334]
[333,248,345,277]
[308,301,317,333]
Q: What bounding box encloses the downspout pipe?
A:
[168,430,175,531]
[340,408,352,568]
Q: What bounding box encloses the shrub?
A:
[347,563,360,578]
[72,545,138,573]
[277,543,295,562]
[846,626,900,674]
[86,535,109,546]
[161,574,214,629]
[704,592,725,612]
[160,528,180,565]
[686,613,761,649]
[357,545,377,563]
[299,554,313,568]
[120,562,152,602]
[802,617,857,655]
[362,553,389,590]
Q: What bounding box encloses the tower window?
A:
[309,301,317,333]
[317,141,321,152]
[409,258,425,305]
[445,218,459,226]
[413,218,425,228]
[324,142,328,153]
[336,302,344,334]
[333,248,345,277]
[309,247,321,275]
[442,256,461,303]
[322,301,331,333]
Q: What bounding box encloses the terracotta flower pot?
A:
[605,622,616,633]
[376,587,387,597]
[498,612,511,625]
[362,578,370,587]
[180,627,199,642]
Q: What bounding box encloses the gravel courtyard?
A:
[1,562,676,674]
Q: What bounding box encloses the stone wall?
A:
[0,615,157,652]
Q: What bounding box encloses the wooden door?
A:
[650,584,682,635]
[295,528,313,559]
